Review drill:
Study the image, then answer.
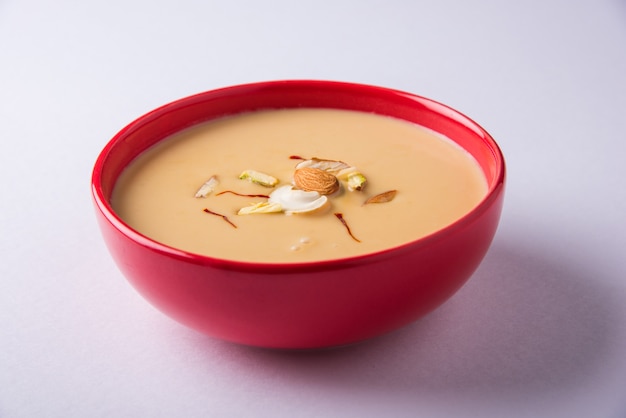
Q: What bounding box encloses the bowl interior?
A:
[92,80,505,272]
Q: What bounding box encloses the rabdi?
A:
[111,108,487,263]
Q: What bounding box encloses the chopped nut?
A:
[237,202,283,215]
[194,175,219,198]
[364,190,397,204]
[295,158,350,173]
[336,167,367,191]
[347,172,367,191]
[239,169,279,187]
[269,185,330,214]
[293,167,340,195]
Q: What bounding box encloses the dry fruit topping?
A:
[194,175,219,198]
[194,155,396,241]
[267,185,329,214]
[238,169,279,187]
[293,167,340,195]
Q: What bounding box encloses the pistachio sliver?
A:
[336,167,367,191]
[239,169,279,187]
[347,172,367,191]
[238,202,283,215]
[194,175,219,198]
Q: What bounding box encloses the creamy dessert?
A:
[111,108,487,263]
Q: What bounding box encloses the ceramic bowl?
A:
[91,80,505,349]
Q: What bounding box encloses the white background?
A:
[2,1,625,417]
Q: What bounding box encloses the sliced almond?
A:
[295,158,350,173]
[194,175,219,198]
[364,190,397,205]
[293,167,340,195]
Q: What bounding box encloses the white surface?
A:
[1,1,625,417]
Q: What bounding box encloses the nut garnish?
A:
[293,167,340,195]
[346,172,367,191]
[237,202,283,215]
[336,167,367,191]
[194,175,219,198]
[364,190,397,205]
[297,158,367,192]
[239,169,279,187]
[295,157,350,173]
[195,154,394,243]
[268,185,329,214]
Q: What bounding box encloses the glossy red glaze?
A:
[91,80,506,349]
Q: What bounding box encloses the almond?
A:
[293,167,340,195]
[364,190,397,205]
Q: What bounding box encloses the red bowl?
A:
[91,80,505,349]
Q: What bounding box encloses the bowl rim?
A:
[91,79,505,272]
